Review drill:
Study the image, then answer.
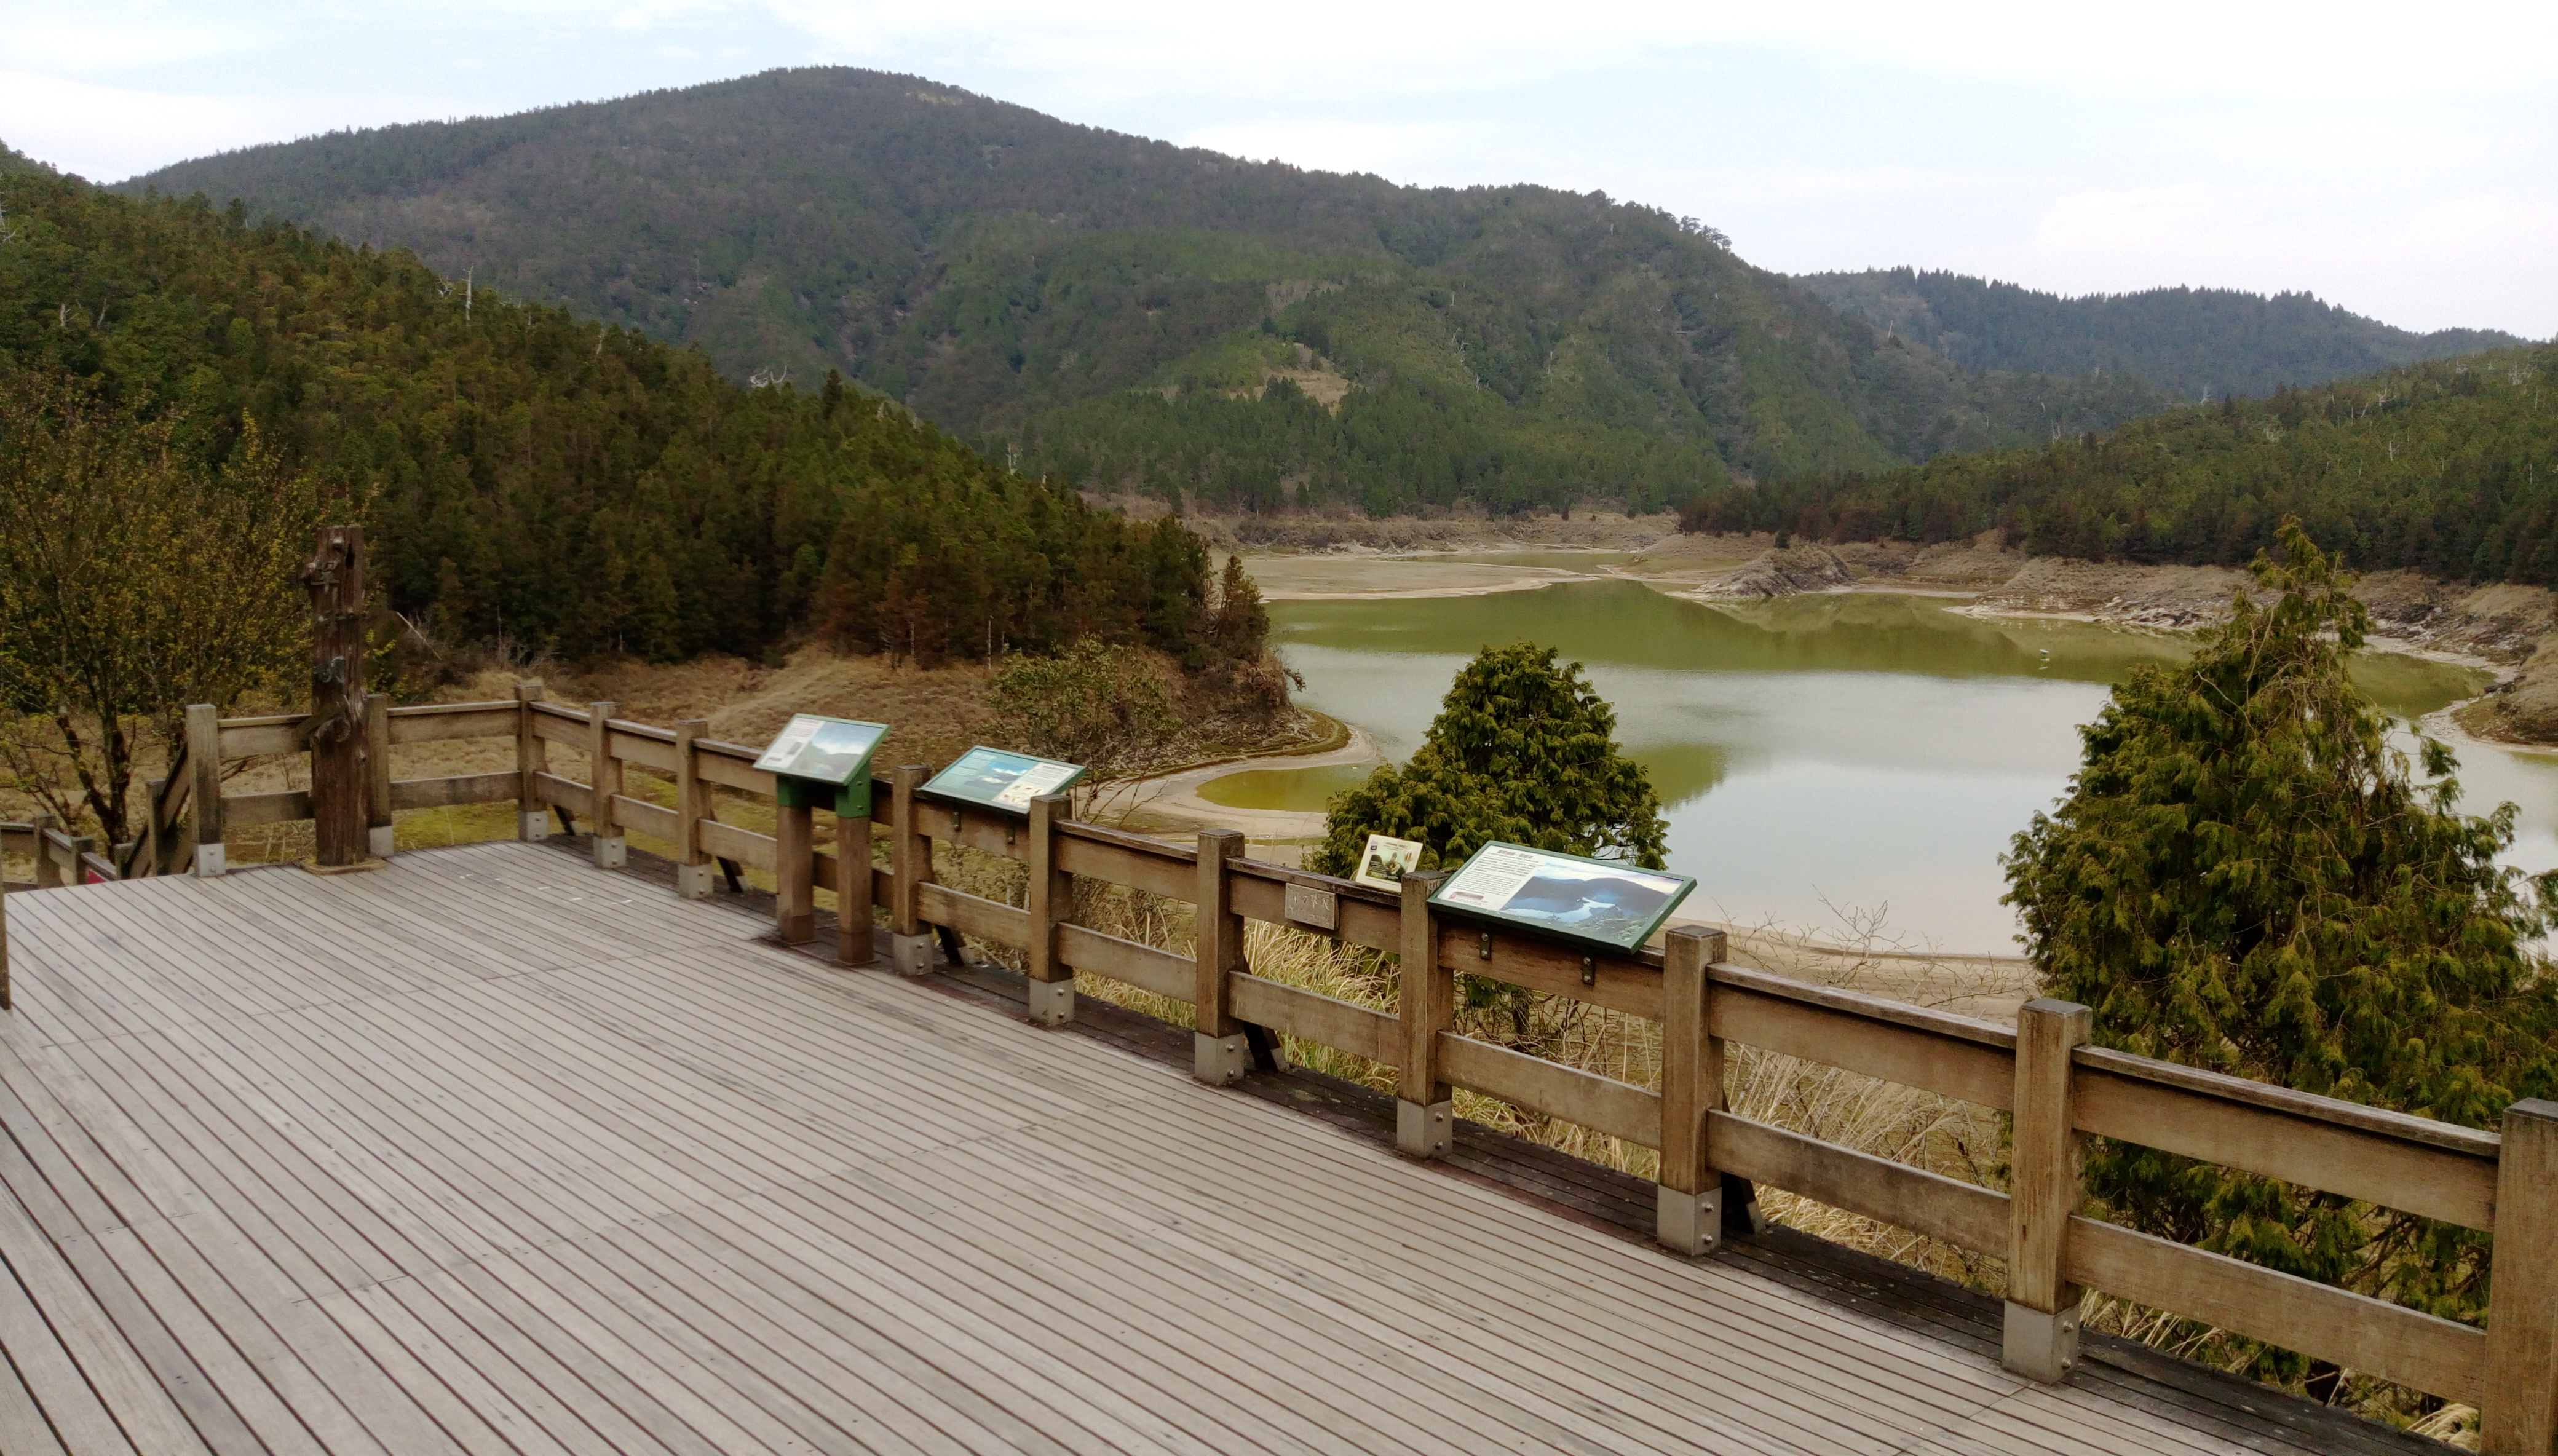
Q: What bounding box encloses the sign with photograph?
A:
[922,746,1087,815]
[753,714,888,786]
[1429,842,1697,952]
[1352,833,1425,891]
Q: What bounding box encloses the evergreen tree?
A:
[1310,643,1667,878]
[2004,521,2558,1364]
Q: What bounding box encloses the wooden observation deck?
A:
[0,689,2550,1455]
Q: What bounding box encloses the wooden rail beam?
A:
[1658,926,1727,1256]
[2006,999,2092,1382]
[1396,869,1453,1158]
[589,702,625,869]
[513,682,548,841]
[673,719,712,898]
[2483,1100,2558,1455]
[186,705,225,876]
[1024,794,1070,1023]
[1194,829,1249,1085]
[889,766,933,973]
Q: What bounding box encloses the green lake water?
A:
[1208,577,2558,953]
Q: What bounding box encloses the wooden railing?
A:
[15,683,2558,1453]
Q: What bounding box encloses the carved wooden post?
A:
[889,766,935,973]
[2483,1099,2558,1455]
[2006,998,2092,1382]
[1396,869,1453,1157]
[673,719,712,898]
[836,788,873,967]
[301,526,370,868]
[186,705,224,876]
[1024,793,1072,1024]
[1193,829,1248,1084]
[364,692,394,860]
[1659,924,1729,1256]
[587,702,624,868]
[513,681,547,841]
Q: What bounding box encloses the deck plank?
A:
[0,842,2455,1456]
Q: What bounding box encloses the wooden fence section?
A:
[20,685,2558,1453]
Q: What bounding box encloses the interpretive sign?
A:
[922,746,1087,815]
[1429,841,1697,952]
[1352,833,1425,892]
[754,714,888,815]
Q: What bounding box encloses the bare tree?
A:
[0,375,327,845]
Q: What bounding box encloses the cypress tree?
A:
[2005,520,2558,1363]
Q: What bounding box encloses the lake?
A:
[1206,577,2558,954]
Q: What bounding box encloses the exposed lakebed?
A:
[1202,577,2558,954]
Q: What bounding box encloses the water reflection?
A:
[1249,580,2544,953]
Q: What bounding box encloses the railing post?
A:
[365,693,394,860]
[1192,829,1248,1084]
[587,702,624,869]
[836,783,874,967]
[2006,997,2091,1382]
[302,524,370,869]
[673,719,713,898]
[142,778,167,877]
[2483,1099,2558,1455]
[774,796,815,946]
[513,681,547,841]
[186,704,225,877]
[1396,869,1453,1158]
[29,815,61,890]
[889,766,935,974]
[1023,793,1071,1024]
[1659,924,1729,1256]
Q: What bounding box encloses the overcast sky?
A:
[3,0,2551,337]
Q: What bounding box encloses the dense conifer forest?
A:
[1682,347,2558,585]
[124,68,2168,513]
[1797,269,2523,404]
[0,148,1241,670]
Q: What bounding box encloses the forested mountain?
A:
[123,68,2166,514]
[1796,269,2524,404]
[0,157,1250,670]
[1684,346,2558,585]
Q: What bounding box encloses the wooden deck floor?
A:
[0,840,2442,1456]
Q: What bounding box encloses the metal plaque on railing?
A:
[1429,841,1697,953]
[921,746,1086,817]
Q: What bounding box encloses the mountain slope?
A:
[1684,346,2558,587]
[124,68,2166,512]
[1796,269,2524,403]
[0,160,1242,673]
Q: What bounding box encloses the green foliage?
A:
[1682,346,2558,590]
[127,68,2169,513]
[0,163,1245,674]
[1799,268,2523,403]
[1310,643,1666,878]
[985,640,1179,788]
[0,376,325,844]
[2004,522,2558,1355]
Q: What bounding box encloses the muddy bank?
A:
[1186,508,1678,553]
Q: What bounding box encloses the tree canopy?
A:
[1310,643,1667,879]
[1682,346,2558,590]
[0,159,1252,676]
[2004,521,2558,1354]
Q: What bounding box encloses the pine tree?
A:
[1310,643,1667,878]
[2004,520,2558,1364]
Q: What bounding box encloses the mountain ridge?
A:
[118,68,2169,513]
[1796,268,2525,403]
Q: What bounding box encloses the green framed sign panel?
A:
[754,714,888,816]
[1428,841,1697,954]
[921,746,1087,816]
